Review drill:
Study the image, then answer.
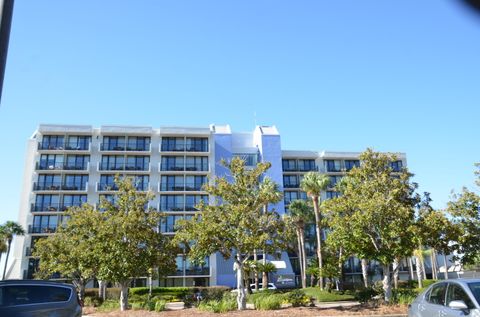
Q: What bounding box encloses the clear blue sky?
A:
[0,0,479,224]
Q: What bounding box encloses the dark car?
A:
[0,280,82,317]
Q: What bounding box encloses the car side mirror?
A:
[449,300,469,311]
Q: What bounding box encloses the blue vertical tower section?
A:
[253,126,286,215]
[212,125,237,287]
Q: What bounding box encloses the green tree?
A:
[322,149,418,302]
[1,221,25,279]
[257,177,283,289]
[300,172,330,289]
[33,204,104,301]
[256,261,277,288]
[174,157,287,310]
[287,199,313,288]
[0,230,7,269]
[96,177,175,311]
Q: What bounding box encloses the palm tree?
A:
[288,200,314,288]
[1,221,25,280]
[256,261,277,288]
[300,171,330,289]
[0,230,7,267]
[258,177,283,289]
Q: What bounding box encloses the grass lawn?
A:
[303,288,356,302]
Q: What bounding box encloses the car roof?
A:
[0,279,76,288]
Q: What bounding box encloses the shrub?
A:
[282,289,312,307]
[254,294,282,310]
[304,288,356,302]
[85,287,121,300]
[354,287,381,304]
[96,299,119,312]
[83,296,103,307]
[154,300,167,312]
[392,288,420,305]
[198,295,237,313]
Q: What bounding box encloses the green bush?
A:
[96,299,119,312]
[83,296,103,307]
[254,294,282,310]
[282,289,312,307]
[392,288,420,305]
[154,300,167,312]
[198,294,237,313]
[85,287,121,300]
[354,287,381,304]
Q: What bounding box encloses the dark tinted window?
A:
[446,283,474,309]
[0,285,71,306]
[468,282,480,306]
[428,283,447,306]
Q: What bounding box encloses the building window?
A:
[63,175,88,190]
[126,156,149,171]
[102,136,126,151]
[100,155,125,170]
[161,176,185,191]
[283,175,299,188]
[233,153,258,166]
[161,137,185,151]
[133,175,149,191]
[186,138,208,152]
[329,176,343,188]
[33,195,60,211]
[284,191,299,205]
[185,176,207,191]
[185,257,210,275]
[35,175,62,190]
[344,160,360,171]
[326,191,340,199]
[185,195,208,211]
[160,195,185,211]
[99,175,117,191]
[391,160,403,172]
[298,159,316,171]
[66,136,90,150]
[282,159,297,171]
[185,156,208,171]
[161,156,184,171]
[160,215,183,233]
[325,160,342,172]
[65,155,89,170]
[31,215,59,233]
[62,195,87,209]
[38,154,64,170]
[126,136,150,151]
[40,135,64,150]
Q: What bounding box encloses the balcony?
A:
[38,142,91,151]
[98,162,150,172]
[31,203,62,212]
[33,182,88,192]
[96,182,119,192]
[159,203,185,212]
[185,183,204,191]
[36,162,89,171]
[284,183,300,189]
[28,225,57,234]
[100,143,152,152]
[185,164,209,172]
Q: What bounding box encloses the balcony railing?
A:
[284,183,300,188]
[31,203,62,212]
[38,142,91,151]
[36,162,89,171]
[185,164,209,172]
[33,182,88,191]
[99,143,152,152]
[282,166,317,172]
[185,183,204,191]
[159,204,185,212]
[98,162,150,172]
[28,225,57,234]
[96,183,119,191]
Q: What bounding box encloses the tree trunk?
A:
[408,257,414,280]
[361,258,369,288]
[382,264,392,303]
[98,280,106,300]
[235,257,247,310]
[431,249,437,280]
[415,255,423,288]
[296,229,306,288]
[2,239,12,279]
[443,253,449,280]
[253,250,259,291]
[393,258,400,290]
[300,231,307,289]
[312,196,323,289]
[119,281,130,311]
[337,247,343,291]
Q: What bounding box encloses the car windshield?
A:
[468,282,480,305]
